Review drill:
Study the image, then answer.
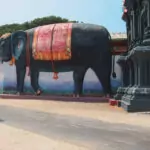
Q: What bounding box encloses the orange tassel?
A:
[53,72,58,80]
[9,57,15,66]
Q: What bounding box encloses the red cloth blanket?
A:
[32,23,73,61]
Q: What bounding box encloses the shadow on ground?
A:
[0,119,4,122]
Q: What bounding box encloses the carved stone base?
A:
[121,87,150,112]
[114,87,127,100]
[143,26,150,45]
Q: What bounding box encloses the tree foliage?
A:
[0,15,79,35]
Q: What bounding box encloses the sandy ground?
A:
[0,99,150,128]
[0,123,87,150]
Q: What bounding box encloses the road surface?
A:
[0,104,150,150]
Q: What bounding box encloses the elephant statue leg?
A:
[92,66,112,98]
[16,66,26,95]
[30,68,41,96]
[73,66,88,98]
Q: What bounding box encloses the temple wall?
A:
[0,56,122,95]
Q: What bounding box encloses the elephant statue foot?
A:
[104,94,112,99]
[73,94,81,98]
[35,89,42,96]
[16,92,23,96]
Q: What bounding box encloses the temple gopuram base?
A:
[114,87,127,101]
[121,87,150,112]
[116,46,150,112]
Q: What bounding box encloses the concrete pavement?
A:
[0,124,87,150]
[0,99,150,150]
[0,99,150,127]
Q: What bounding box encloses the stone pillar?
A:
[127,60,134,87]
[134,11,139,42]
[121,47,150,112]
[121,62,129,87]
[143,60,148,86]
[130,13,133,41]
[140,59,150,87]
[129,63,132,86]
[139,9,143,42]
[137,59,145,87]
[147,61,150,86]
[132,10,136,40]
[147,2,150,27]
[114,56,127,100]
[123,62,129,87]
[131,61,135,86]
[132,58,138,86]
[143,1,150,44]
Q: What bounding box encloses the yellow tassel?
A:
[53,72,58,80]
[9,57,15,66]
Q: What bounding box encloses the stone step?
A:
[121,99,150,112]
[121,94,150,105]
[121,101,130,112]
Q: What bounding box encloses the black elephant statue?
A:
[0,23,116,97]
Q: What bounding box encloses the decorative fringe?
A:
[53,72,58,80]
[9,57,15,65]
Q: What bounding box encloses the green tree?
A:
[0,15,78,36]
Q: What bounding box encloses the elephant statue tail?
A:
[108,32,117,79]
[112,56,116,78]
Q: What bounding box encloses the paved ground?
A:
[0,124,87,150]
[0,99,150,150]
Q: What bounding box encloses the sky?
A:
[0,0,126,32]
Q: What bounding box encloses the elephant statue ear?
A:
[11,31,27,60]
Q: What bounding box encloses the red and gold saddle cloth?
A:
[32,23,73,61]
